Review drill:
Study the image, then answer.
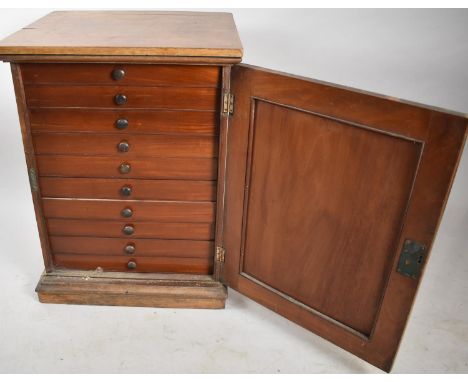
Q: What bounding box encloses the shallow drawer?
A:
[36,155,217,180]
[54,254,213,274]
[25,85,219,110]
[47,219,214,240]
[29,109,218,135]
[39,178,216,201]
[42,198,215,223]
[21,64,221,87]
[33,133,218,158]
[50,236,213,258]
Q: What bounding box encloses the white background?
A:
[0,8,467,373]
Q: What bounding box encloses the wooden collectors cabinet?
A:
[0,11,466,371]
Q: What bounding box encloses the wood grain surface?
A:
[25,85,220,110]
[36,270,227,308]
[0,11,243,59]
[46,219,214,240]
[20,60,224,278]
[36,155,218,180]
[3,13,239,300]
[21,63,221,86]
[53,254,213,274]
[10,63,55,270]
[225,64,467,371]
[1,55,241,65]
[39,178,217,201]
[32,133,218,158]
[50,236,213,258]
[42,198,216,222]
[242,99,421,336]
[29,108,218,135]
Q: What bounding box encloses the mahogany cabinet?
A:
[0,11,466,372]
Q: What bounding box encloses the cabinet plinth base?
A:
[35,270,227,309]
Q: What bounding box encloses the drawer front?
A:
[42,199,216,223]
[29,109,218,135]
[39,178,216,201]
[25,85,219,110]
[21,63,222,275]
[50,236,213,258]
[54,254,213,274]
[47,219,214,240]
[21,64,221,87]
[33,133,218,158]
[36,155,218,180]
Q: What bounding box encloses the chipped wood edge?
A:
[35,270,227,309]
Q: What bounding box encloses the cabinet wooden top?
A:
[0,11,243,60]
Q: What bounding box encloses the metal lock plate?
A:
[397,239,426,279]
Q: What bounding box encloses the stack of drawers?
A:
[22,63,222,274]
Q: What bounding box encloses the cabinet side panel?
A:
[10,63,53,271]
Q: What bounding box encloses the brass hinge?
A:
[28,168,38,192]
[216,246,226,263]
[222,92,234,116]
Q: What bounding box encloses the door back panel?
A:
[224,64,467,371]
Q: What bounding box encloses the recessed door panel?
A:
[225,64,467,371]
[241,99,422,337]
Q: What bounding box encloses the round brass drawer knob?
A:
[127,260,137,269]
[117,140,130,152]
[122,225,134,235]
[121,208,133,218]
[115,118,129,130]
[114,94,127,105]
[125,244,136,255]
[120,185,132,196]
[119,163,131,174]
[112,68,125,81]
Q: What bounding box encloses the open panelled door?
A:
[223,64,467,371]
